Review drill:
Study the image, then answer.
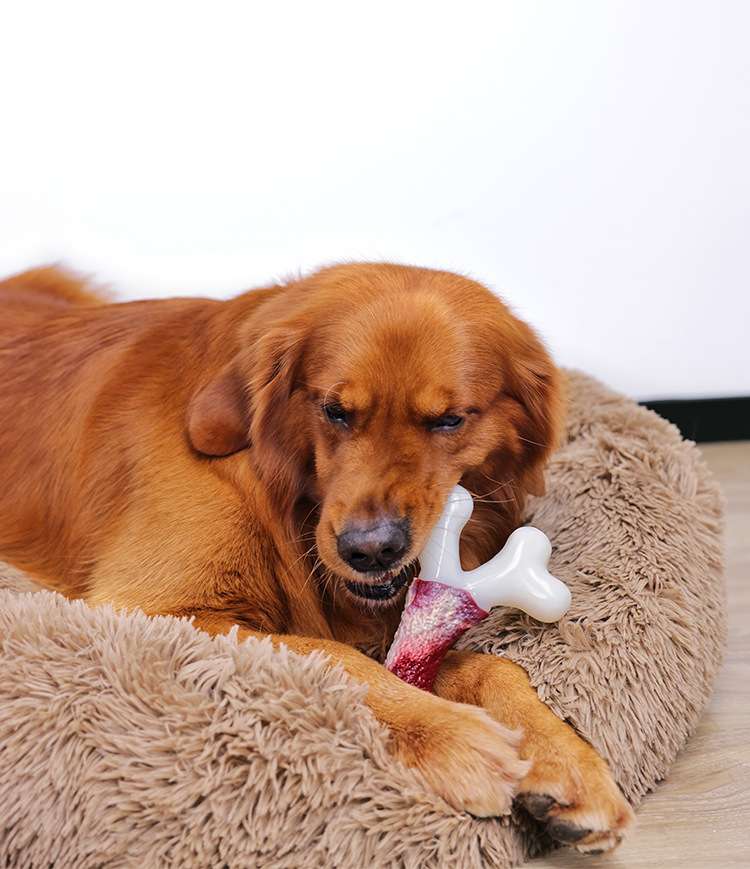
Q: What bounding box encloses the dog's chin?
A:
[342,561,418,609]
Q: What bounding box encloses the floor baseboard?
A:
[640,396,750,443]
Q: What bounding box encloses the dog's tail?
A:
[0,265,109,309]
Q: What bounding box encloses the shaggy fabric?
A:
[0,371,726,869]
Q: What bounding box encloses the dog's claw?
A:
[516,792,557,820]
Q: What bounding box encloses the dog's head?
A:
[187,264,563,608]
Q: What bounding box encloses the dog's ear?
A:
[464,332,563,559]
[502,322,564,498]
[247,325,310,516]
[463,320,563,535]
[186,364,249,457]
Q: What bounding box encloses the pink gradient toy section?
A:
[384,578,487,691]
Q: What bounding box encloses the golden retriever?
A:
[0,263,633,852]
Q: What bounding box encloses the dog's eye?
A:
[429,414,464,432]
[323,403,350,426]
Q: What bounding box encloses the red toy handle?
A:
[384,578,488,690]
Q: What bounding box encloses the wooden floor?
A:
[533,441,750,869]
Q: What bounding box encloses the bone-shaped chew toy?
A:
[384,485,571,690]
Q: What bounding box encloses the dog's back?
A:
[0,268,209,593]
[0,269,120,588]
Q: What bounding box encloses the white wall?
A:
[1,0,748,400]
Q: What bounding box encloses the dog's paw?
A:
[393,696,530,817]
[516,735,635,853]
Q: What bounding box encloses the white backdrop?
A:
[1,0,748,400]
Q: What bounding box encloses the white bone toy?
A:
[385,485,571,690]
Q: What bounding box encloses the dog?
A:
[0,263,634,852]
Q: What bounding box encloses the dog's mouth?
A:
[344,561,418,603]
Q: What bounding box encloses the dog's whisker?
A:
[465,474,519,500]
[479,470,519,487]
[300,556,324,596]
[288,542,318,571]
[465,518,503,531]
[462,485,518,506]
[476,481,513,498]
[321,569,336,599]
[297,499,322,530]
[290,530,318,545]
[478,469,507,486]
[468,496,517,506]
[518,435,550,448]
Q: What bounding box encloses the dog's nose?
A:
[337,518,410,572]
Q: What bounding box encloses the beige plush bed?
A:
[0,372,727,868]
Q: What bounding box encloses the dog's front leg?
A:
[434,651,635,853]
[189,613,528,817]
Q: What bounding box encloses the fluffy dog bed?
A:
[0,371,726,868]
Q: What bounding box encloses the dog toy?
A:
[384,485,571,690]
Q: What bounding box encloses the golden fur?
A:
[0,263,633,851]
